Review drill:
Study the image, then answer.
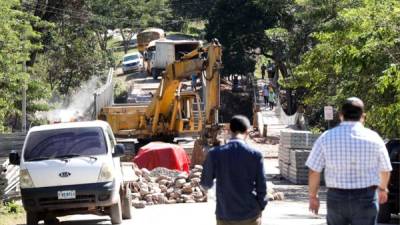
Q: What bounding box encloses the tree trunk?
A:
[120,28,129,54]
[95,30,108,52]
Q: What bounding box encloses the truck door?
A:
[165,44,175,67]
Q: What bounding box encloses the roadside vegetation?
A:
[1,0,400,137]
[0,201,25,225]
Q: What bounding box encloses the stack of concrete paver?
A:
[279,131,321,184]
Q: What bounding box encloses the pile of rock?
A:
[130,165,207,208]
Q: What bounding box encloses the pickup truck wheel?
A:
[122,188,132,219]
[26,211,39,225]
[110,197,123,224]
[378,202,391,223]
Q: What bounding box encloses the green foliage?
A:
[113,79,128,103]
[170,0,215,20]
[3,201,23,214]
[292,0,400,137]
[205,0,282,76]
[0,0,50,131]
[46,28,104,94]
[90,0,172,53]
[309,127,322,135]
[0,201,25,225]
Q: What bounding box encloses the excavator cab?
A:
[169,92,203,135]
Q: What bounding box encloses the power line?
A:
[21,0,202,24]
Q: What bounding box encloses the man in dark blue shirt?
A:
[201,115,267,225]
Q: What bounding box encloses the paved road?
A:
[29,159,329,225]
[30,198,397,225]
[45,200,326,225]
[22,159,397,225]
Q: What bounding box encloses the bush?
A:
[3,201,23,214]
[114,79,128,104]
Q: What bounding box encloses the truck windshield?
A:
[124,54,139,61]
[24,127,107,161]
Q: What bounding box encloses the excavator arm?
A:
[98,40,222,139]
[146,40,222,134]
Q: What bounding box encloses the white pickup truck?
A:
[9,121,135,225]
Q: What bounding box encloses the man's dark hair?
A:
[230,115,251,133]
[341,97,364,121]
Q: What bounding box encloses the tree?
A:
[91,0,172,54]
[205,0,283,77]
[0,0,50,131]
[292,0,400,137]
[170,0,215,20]
[22,0,105,95]
[88,0,116,52]
[259,0,362,114]
[41,26,104,95]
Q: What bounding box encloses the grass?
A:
[106,36,139,66]
[0,201,26,225]
[107,38,122,49]
[184,20,206,37]
[167,20,206,39]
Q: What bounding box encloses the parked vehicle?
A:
[9,121,136,225]
[147,40,202,79]
[137,28,165,53]
[378,139,400,223]
[122,52,143,74]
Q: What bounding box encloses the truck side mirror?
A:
[9,151,20,165]
[112,144,125,157]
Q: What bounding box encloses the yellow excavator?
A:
[98,39,222,146]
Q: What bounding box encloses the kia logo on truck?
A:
[59,172,71,178]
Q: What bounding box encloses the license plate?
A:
[57,190,76,200]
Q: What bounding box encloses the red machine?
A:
[133,142,190,173]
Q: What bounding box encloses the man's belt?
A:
[328,185,377,192]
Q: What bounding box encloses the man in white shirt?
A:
[306,97,392,225]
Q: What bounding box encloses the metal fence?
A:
[0,133,26,200]
[1,159,20,199]
[0,132,26,157]
[93,68,114,119]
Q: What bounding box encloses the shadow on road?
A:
[17,217,111,225]
[133,79,159,84]
[59,218,109,225]
[267,174,327,203]
[125,72,146,81]
[277,213,326,220]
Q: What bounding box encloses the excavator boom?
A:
[146,40,222,126]
[98,40,222,139]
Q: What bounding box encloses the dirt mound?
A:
[220,90,253,123]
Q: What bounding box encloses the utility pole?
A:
[21,33,27,133]
[22,60,27,133]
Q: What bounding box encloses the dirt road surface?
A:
[23,159,329,225]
